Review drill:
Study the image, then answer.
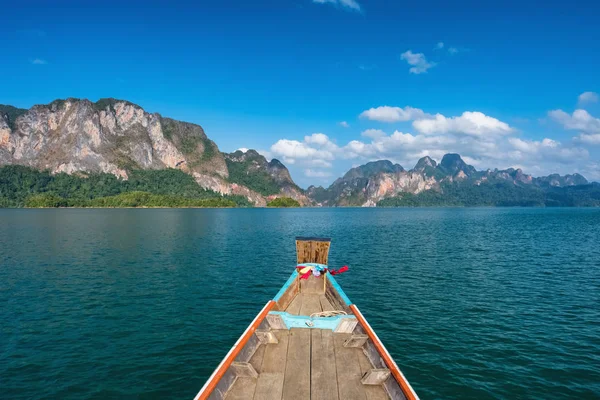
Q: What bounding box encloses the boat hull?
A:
[194,270,419,400]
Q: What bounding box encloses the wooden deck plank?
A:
[311,329,339,400]
[261,330,290,373]
[299,294,323,316]
[334,333,368,400]
[282,328,311,400]
[300,275,323,294]
[249,344,266,374]
[253,373,285,400]
[285,294,303,315]
[226,377,257,400]
[319,294,336,311]
[358,349,390,400]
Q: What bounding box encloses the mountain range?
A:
[1,98,599,207]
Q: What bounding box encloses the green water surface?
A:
[1,208,599,399]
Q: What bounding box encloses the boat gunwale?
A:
[351,304,420,400]
[193,300,275,400]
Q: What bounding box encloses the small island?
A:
[266,197,301,208]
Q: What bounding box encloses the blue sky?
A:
[2,0,600,186]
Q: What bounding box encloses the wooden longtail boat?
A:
[194,237,419,400]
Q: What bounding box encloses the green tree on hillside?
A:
[267,197,300,207]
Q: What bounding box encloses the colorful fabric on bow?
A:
[329,265,349,275]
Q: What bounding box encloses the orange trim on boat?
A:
[350,304,418,400]
[194,300,276,400]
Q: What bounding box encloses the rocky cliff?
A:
[0,99,307,206]
[310,154,589,207]
[224,150,312,206]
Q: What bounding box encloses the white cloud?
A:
[435,42,460,54]
[360,106,428,122]
[263,104,597,185]
[304,132,339,152]
[361,129,386,139]
[312,0,361,11]
[508,137,557,153]
[508,137,588,163]
[310,159,334,168]
[339,121,350,128]
[341,130,457,162]
[578,134,600,144]
[549,109,600,134]
[31,58,47,65]
[342,127,587,174]
[271,139,333,161]
[270,133,339,166]
[237,148,249,153]
[344,140,378,158]
[578,91,599,105]
[413,111,514,136]
[400,50,435,74]
[304,133,330,146]
[305,169,333,178]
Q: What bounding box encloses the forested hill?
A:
[308,154,599,207]
[377,181,600,207]
[0,165,251,208]
[0,98,310,207]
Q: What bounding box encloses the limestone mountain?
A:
[437,153,477,178]
[0,98,306,206]
[308,154,593,207]
[224,149,311,205]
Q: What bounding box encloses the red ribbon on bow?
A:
[329,265,349,275]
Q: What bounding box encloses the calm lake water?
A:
[1,208,600,399]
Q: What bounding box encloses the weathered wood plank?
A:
[325,278,351,313]
[383,378,407,400]
[208,368,237,400]
[313,241,331,265]
[236,332,262,363]
[225,377,257,400]
[296,238,331,265]
[311,329,339,400]
[324,290,344,311]
[285,294,303,315]
[363,340,386,369]
[334,333,367,400]
[300,275,323,294]
[231,362,259,379]
[344,334,369,348]
[256,330,279,344]
[282,328,311,400]
[267,314,287,330]
[357,350,390,400]
[299,294,323,316]
[361,369,391,385]
[253,373,285,400]
[319,294,336,311]
[249,343,266,374]
[276,278,299,311]
[262,330,290,373]
[334,318,358,333]
[296,239,312,264]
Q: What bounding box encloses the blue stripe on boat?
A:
[326,271,353,306]
[268,311,357,331]
[273,271,299,302]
